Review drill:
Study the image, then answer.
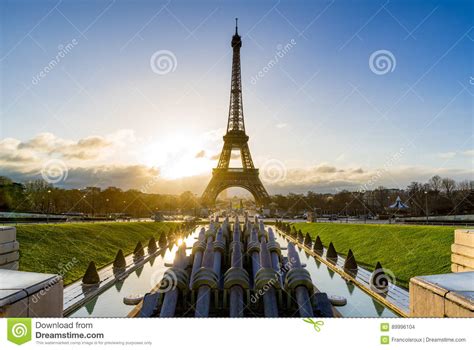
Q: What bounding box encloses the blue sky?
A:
[0,0,473,194]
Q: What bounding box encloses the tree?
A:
[429,175,442,193]
[441,177,456,197]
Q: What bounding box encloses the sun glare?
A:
[140,132,215,179]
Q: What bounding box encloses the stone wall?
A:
[451,229,474,272]
[0,226,19,270]
[410,272,473,317]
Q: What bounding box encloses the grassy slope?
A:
[16,222,179,285]
[292,223,456,289]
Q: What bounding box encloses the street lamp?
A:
[345,202,348,223]
[424,191,429,224]
[47,189,51,223]
[387,196,391,224]
[105,198,109,219]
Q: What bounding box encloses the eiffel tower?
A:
[201,19,270,207]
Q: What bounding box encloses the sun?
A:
[139,133,214,179]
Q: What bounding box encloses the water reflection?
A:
[373,299,386,316]
[345,281,355,295]
[274,233,398,318]
[69,227,398,318]
[114,280,124,293]
[69,227,201,318]
[85,295,98,315]
[135,266,143,278]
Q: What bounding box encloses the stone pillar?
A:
[0,270,63,317]
[410,272,473,317]
[451,229,474,272]
[0,227,19,270]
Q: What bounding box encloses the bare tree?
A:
[457,180,471,192]
[441,177,456,197]
[429,175,442,193]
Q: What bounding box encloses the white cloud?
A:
[0,130,135,169]
[462,149,474,157]
[1,131,472,195]
[437,152,457,159]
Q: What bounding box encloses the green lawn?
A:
[291,223,459,289]
[15,222,180,285]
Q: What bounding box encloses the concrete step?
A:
[0,261,19,270]
[0,251,19,265]
[410,271,474,317]
[0,227,16,244]
[0,241,19,254]
[451,263,473,273]
[452,253,474,269]
[454,229,474,247]
[451,243,474,259]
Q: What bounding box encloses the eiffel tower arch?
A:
[201,19,270,207]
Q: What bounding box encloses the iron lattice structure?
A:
[201,20,270,207]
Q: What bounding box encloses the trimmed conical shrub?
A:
[113,249,126,269]
[148,237,157,253]
[326,242,338,264]
[297,230,304,243]
[291,226,297,237]
[82,261,100,285]
[313,235,324,255]
[133,242,144,258]
[343,249,358,274]
[370,261,389,292]
[159,233,167,249]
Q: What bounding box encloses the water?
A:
[69,227,201,317]
[274,233,398,317]
[69,225,398,318]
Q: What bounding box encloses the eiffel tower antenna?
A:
[201,20,270,207]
